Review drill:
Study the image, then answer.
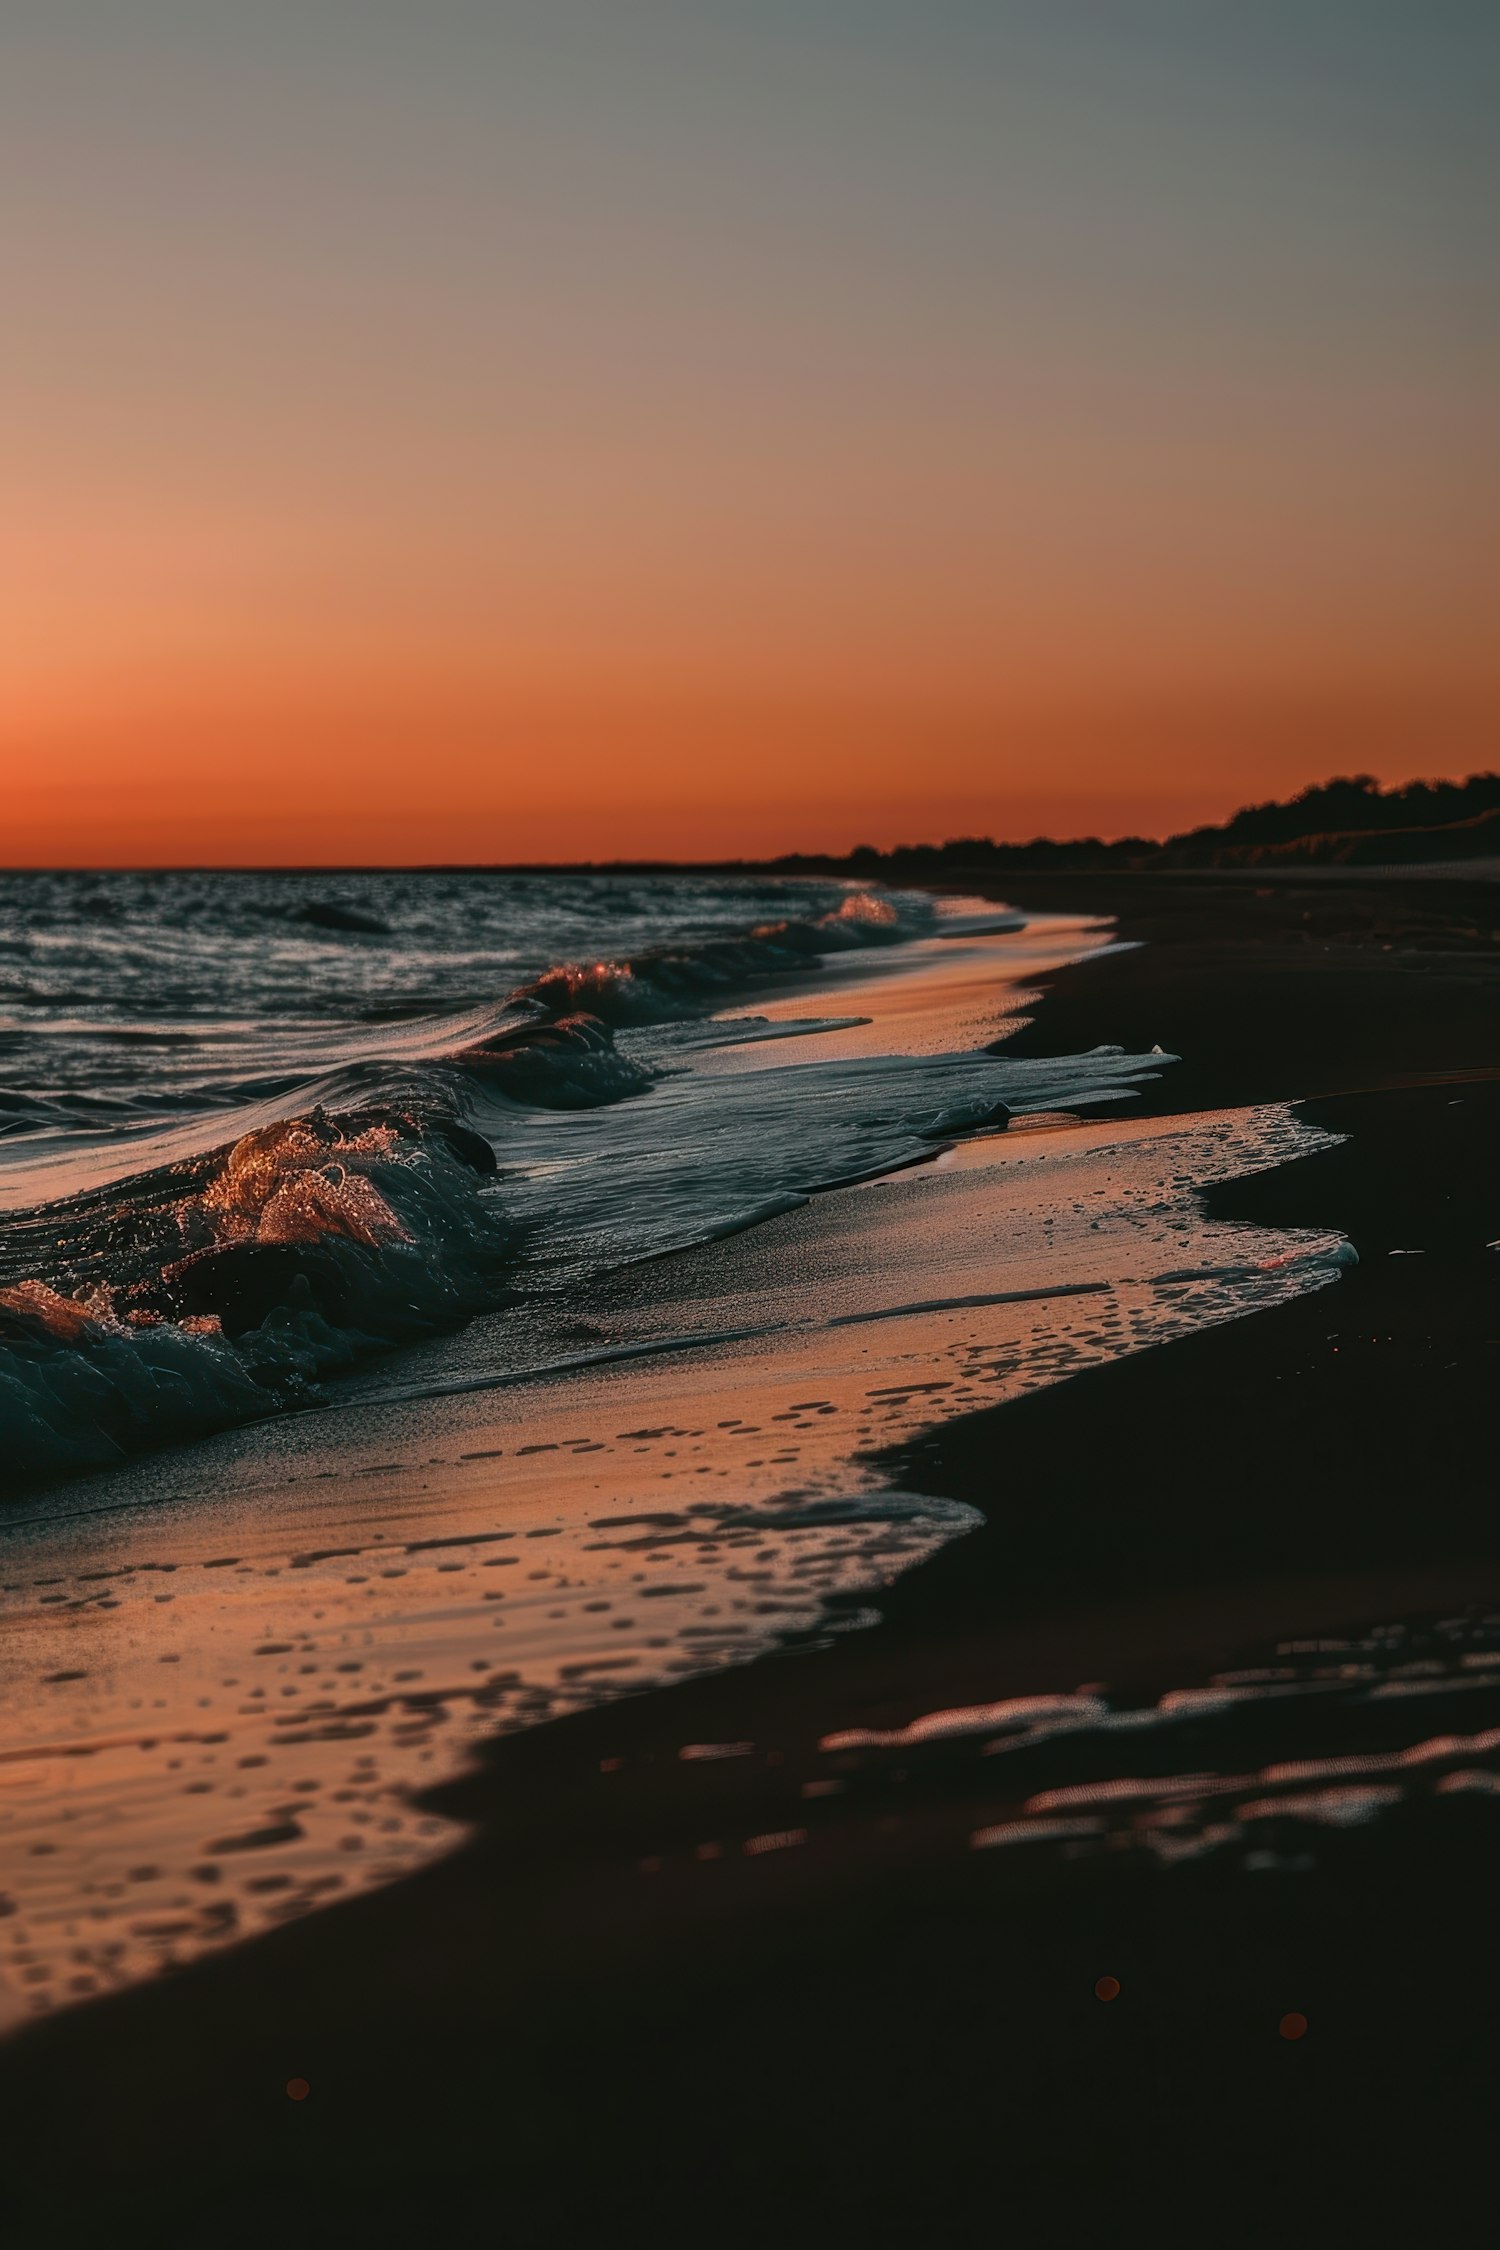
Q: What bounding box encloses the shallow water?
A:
[1,875,1182,1482]
[825,1603,1500,1879]
[0,884,1355,2025]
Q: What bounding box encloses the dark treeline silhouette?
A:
[1164,772,1500,863]
[770,772,1500,877]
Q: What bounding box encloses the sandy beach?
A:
[3,868,1498,2243]
[0,904,1341,2020]
[5,3,1493,2235]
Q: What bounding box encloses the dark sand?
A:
[3,870,1499,2246]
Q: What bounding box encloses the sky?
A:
[2,0,1495,865]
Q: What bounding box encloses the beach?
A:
[3,868,1499,2243]
[5,0,1493,2233]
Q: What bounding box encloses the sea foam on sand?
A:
[0,898,1353,2023]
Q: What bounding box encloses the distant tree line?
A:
[771,772,1500,875]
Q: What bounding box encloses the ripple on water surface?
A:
[0,1098,1352,2023]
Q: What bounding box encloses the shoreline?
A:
[4,869,1499,2242]
[1,906,1310,2023]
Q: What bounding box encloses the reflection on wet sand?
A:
[0,1094,1347,2023]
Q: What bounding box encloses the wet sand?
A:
[3,870,1499,2244]
[0,908,1341,2021]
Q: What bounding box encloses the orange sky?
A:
[2,2,1495,865]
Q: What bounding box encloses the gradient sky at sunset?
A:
[3,1,1495,864]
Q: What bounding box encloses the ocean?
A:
[0,869,1179,1486]
[0,871,1355,2021]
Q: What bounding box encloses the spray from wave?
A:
[0,1107,508,1479]
[0,882,1170,1489]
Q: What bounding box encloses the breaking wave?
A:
[0,1107,508,1480]
[502,889,909,1025]
[0,880,1170,1489]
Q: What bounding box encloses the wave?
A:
[0,885,1166,1493]
[451,1011,660,1106]
[502,888,917,1025]
[0,1105,507,1481]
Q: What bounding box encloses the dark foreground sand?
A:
[3,870,1498,2246]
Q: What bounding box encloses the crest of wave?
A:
[0,1106,505,1486]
